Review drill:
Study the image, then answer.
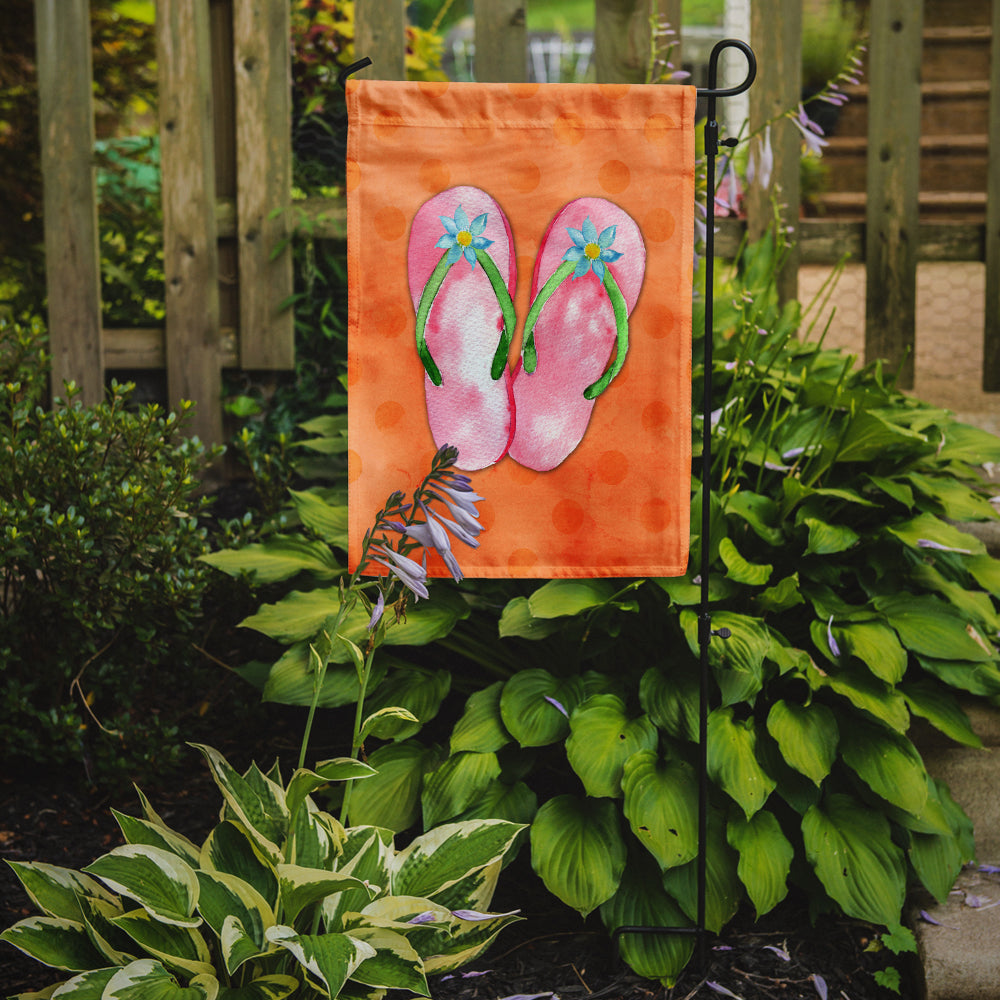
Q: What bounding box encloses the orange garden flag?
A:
[347,79,696,578]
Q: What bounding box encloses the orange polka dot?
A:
[507,159,541,193]
[373,109,404,142]
[642,400,672,431]
[554,112,586,145]
[375,400,405,430]
[380,302,408,339]
[418,80,450,97]
[640,303,676,340]
[345,159,361,193]
[462,113,495,146]
[508,548,538,571]
[374,206,406,241]
[643,207,676,242]
[476,499,496,531]
[640,498,671,533]
[599,160,631,194]
[508,82,540,99]
[597,449,629,485]
[552,499,585,534]
[643,113,677,144]
[600,84,630,100]
[348,449,362,483]
[419,159,450,192]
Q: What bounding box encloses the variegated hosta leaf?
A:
[0,916,107,971]
[421,859,501,915]
[195,871,274,974]
[347,741,443,832]
[112,811,202,868]
[214,974,299,1000]
[765,700,838,786]
[421,751,501,829]
[4,861,118,922]
[77,894,136,966]
[200,822,278,910]
[276,864,375,925]
[102,958,218,999]
[566,695,658,799]
[421,906,523,975]
[220,915,270,980]
[621,751,699,871]
[285,760,376,823]
[499,670,585,747]
[838,718,929,817]
[344,926,429,995]
[450,682,511,754]
[110,908,214,978]
[83,845,201,928]
[802,793,906,926]
[599,853,694,987]
[265,926,375,998]
[288,802,344,870]
[323,829,393,931]
[391,820,524,901]
[529,795,626,917]
[727,810,793,917]
[191,746,287,863]
[46,966,118,997]
[706,707,776,818]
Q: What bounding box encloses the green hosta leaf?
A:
[910,562,1000,632]
[216,975,299,1000]
[935,421,1000,464]
[195,871,273,974]
[200,535,342,584]
[450,682,511,754]
[392,820,524,901]
[886,512,985,556]
[808,660,909,732]
[621,751,698,871]
[103,959,218,1000]
[112,812,201,868]
[453,779,538,827]
[707,708,776,818]
[527,579,617,618]
[680,610,770,706]
[765,700,837,786]
[530,795,626,917]
[265,926,375,998]
[261,643,387,709]
[200,822,278,910]
[421,751,502,828]
[802,517,859,556]
[362,667,451,740]
[566,695,658,798]
[0,916,107,971]
[83,846,200,928]
[277,865,374,925]
[839,718,929,816]
[866,474,914,509]
[639,663,699,742]
[836,621,907,684]
[599,853,694,987]
[661,810,741,933]
[906,472,998,521]
[967,553,1000,597]
[874,594,995,662]
[4,862,118,923]
[288,488,348,545]
[727,811,793,918]
[497,597,564,639]
[347,740,442,832]
[718,537,772,585]
[111,908,214,978]
[909,823,966,905]
[346,926,428,994]
[901,680,982,748]
[724,490,784,545]
[499,670,584,747]
[916,655,1000,697]
[654,574,737,606]
[835,410,927,463]
[755,573,804,614]
[802,793,906,926]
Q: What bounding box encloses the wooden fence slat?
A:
[355,0,407,81]
[34,0,103,405]
[233,0,294,369]
[157,0,223,445]
[594,0,652,84]
[983,0,1000,389]
[747,0,802,305]
[864,0,923,389]
[474,0,526,83]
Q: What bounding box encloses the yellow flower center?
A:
[456,230,473,247]
[584,242,601,260]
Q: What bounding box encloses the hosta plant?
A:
[1,744,523,999]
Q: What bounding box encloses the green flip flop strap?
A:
[521,261,631,400]
[414,249,516,386]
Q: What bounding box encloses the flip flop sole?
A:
[408,186,516,471]
[509,198,645,472]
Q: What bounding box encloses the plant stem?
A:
[339,644,377,826]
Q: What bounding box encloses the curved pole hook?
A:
[697,38,756,99]
[338,57,373,90]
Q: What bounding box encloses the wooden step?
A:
[813,190,987,222]
[922,25,993,83]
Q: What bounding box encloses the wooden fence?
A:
[33,0,1000,444]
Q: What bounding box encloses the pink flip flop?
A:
[408,186,517,471]
[508,198,645,472]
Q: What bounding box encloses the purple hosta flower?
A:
[917,538,973,555]
[746,125,774,190]
[812,974,828,1000]
[451,908,521,921]
[407,911,438,925]
[715,157,742,216]
[792,104,829,157]
[414,502,464,581]
[827,615,842,657]
[367,590,385,631]
[370,545,430,600]
[440,970,493,982]
[706,983,742,999]
[763,944,791,962]
[496,994,558,1000]
[437,205,494,269]
[919,909,958,929]
[544,695,569,718]
[428,501,482,547]
[979,864,1000,874]
[563,215,623,282]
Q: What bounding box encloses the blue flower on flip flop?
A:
[436,205,493,269]
[563,216,623,281]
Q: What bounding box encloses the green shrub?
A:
[0,317,220,783]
